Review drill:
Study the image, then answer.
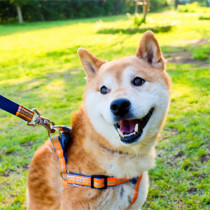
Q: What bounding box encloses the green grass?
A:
[0,11,210,209]
[199,15,210,20]
[178,2,210,13]
[191,44,210,60]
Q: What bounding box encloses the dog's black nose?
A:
[110,98,131,117]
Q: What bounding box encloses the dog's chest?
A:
[62,179,143,210]
[99,183,135,209]
[89,181,138,210]
[93,172,148,210]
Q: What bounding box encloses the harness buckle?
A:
[91,175,107,189]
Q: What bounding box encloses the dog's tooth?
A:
[120,132,124,137]
[118,129,138,138]
[118,128,124,137]
[125,132,135,137]
[135,124,139,132]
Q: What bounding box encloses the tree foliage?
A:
[0,0,168,23]
[9,0,32,5]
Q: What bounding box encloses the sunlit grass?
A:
[0,11,209,209]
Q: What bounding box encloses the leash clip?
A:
[27,108,40,126]
[27,108,55,136]
[27,108,68,138]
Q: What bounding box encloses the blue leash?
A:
[0,94,57,135]
[0,95,21,116]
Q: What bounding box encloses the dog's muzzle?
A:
[111,102,154,144]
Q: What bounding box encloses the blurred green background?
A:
[0,0,209,209]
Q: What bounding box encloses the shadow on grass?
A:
[97,24,175,35]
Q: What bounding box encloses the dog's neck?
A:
[66,106,156,178]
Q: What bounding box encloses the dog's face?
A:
[78,31,171,148]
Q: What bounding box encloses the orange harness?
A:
[50,126,142,207]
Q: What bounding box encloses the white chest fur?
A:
[97,172,149,210]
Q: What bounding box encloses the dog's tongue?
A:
[120,119,137,133]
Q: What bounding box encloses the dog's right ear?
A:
[77,48,105,78]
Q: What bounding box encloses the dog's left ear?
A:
[136,31,165,70]
[77,48,105,78]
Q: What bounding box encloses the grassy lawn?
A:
[0,11,209,209]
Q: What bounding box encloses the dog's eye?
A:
[132,77,145,86]
[100,86,110,94]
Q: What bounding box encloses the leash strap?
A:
[0,95,56,135]
[0,95,34,122]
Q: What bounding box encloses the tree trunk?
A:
[135,1,138,14]
[147,0,150,12]
[16,4,23,24]
[143,0,147,20]
[175,0,179,8]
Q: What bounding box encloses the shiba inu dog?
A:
[27,31,171,210]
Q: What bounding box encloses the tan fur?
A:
[136,31,165,70]
[27,31,171,209]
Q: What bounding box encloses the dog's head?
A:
[78,31,171,148]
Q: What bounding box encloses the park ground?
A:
[0,10,209,209]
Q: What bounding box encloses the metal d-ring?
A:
[54,127,62,138]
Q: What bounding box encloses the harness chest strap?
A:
[50,132,142,206]
[128,175,142,208]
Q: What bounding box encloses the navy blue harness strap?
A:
[0,95,19,115]
[58,127,71,162]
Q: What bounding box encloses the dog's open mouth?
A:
[114,107,154,144]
